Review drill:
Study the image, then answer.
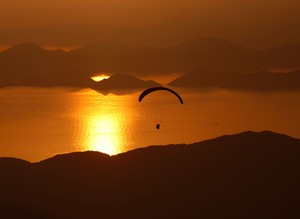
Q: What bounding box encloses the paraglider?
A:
[138,87,183,104]
[138,87,183,130]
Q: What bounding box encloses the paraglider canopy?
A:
[138,87,183,104]
[139,86,183,130]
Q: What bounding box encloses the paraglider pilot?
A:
[138,86,183,131]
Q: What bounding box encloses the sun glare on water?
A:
[72,90,135,156]
[86,112,122,155]
[91,74,110,82]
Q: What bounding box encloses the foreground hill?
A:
[0,131,300,218]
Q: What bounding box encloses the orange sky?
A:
[1,0,300,48]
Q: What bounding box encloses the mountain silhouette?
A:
[169,69,300,90]
[95,38,258,74]
[0,131,299,218]
[0,43,91,87]
[70,42,151,57]
[258,44,300,68]
[1,42,48,55]
[1,39,300,88]
[67,38,300,74]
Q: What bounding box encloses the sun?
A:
[91,74,110,82]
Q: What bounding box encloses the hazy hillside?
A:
[0,39,300,88]
[0,43,92,87]
[258,44,300,68]
[91,38,259,74]
[0,131,299,219]
[69,42,151,58]
[169,69,300,90]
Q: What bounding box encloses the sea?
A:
[1,86,300,162]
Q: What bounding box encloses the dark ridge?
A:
[0,157,31,165]
[0,131,300,218]
[199,130,299,144]
[113,130,300,163]
[37,151,110,168]
[0,157,31,171]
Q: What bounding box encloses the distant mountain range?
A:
[0,130,300,218]
[0,38,300,89]
[169,69,300,91]
[0,43,91,87]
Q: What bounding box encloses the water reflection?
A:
[84,112,122,155]
[73,90,133,155]
[1,87,300,162]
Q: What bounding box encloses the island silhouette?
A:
[169,69,300,91]
[1,39,300,91]
[91,74,161,95]
[1,131,299,219]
